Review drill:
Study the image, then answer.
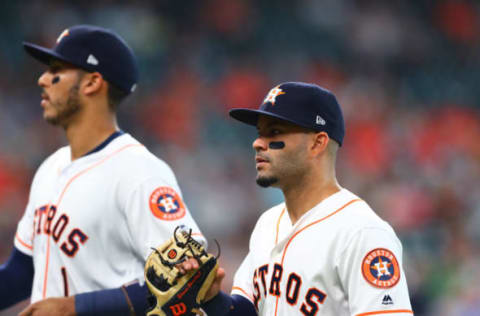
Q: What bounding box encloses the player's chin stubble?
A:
[46,84,81,126]
[256,176,278,188]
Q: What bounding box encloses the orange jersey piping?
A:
[16,233,33,250]
[232,286,254,303]
[357,309,414,316]
[42,234,51,298]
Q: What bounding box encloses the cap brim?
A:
[229,108,307,128]
[23,42,69,66]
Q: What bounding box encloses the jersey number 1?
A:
[61,267,69,297]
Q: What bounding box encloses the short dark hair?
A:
[107,82,129,111]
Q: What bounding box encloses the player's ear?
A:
[81,72,105,96]
[310,131,329,156]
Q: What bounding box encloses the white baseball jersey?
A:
[14,133,204,303]
[232,189,412,316]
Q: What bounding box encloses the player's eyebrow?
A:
[48,59,76,71]
[258,118,309,133]
[257,119,288,130]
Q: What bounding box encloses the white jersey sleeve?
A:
[231,207,278,308]
[14,153,57,256]
[336,227,412,315]
[231,251,255,303]
[231,211,264,303]
[14,201,35,256]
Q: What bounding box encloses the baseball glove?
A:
[145,227,219,316]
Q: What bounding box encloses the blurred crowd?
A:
[1,1,480,315]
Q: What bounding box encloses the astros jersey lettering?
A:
[14,133,204,302]
[232,189,412,316]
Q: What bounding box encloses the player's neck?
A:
[64,112,118,161]
[283,174,341,225]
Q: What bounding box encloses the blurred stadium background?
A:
[1,1,479,315]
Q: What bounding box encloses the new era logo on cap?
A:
[87,54,99,65]
[316,115,326,125]
[229,82,345,146]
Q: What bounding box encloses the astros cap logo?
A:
[263,86,285,105]
[362,248,400,288]
[149,187,186,221]
[56,29,70,44]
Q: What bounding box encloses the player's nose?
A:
[252,137,268,152]
[38,71,50,88]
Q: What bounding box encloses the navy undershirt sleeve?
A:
[202,292,257,316]
[75,281,148,316]
[0,247,34,310]
[124,282,149,316]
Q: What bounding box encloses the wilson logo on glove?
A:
[169,302,187,316]
[168,249,178,259]
[145,227,220,316]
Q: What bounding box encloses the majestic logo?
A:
[56,29,70,44]
[263,86,285,105]
[382,294,394,305]
[362,248,400,288]
[149,187,186,221]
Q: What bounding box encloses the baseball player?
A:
[190,82,413,315]
[0,25,204,315]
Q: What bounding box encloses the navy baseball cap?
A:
[23,25,139,94]
[229,82,345,146]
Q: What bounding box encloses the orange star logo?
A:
[56,29,70,44]
[263,86,285,105]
